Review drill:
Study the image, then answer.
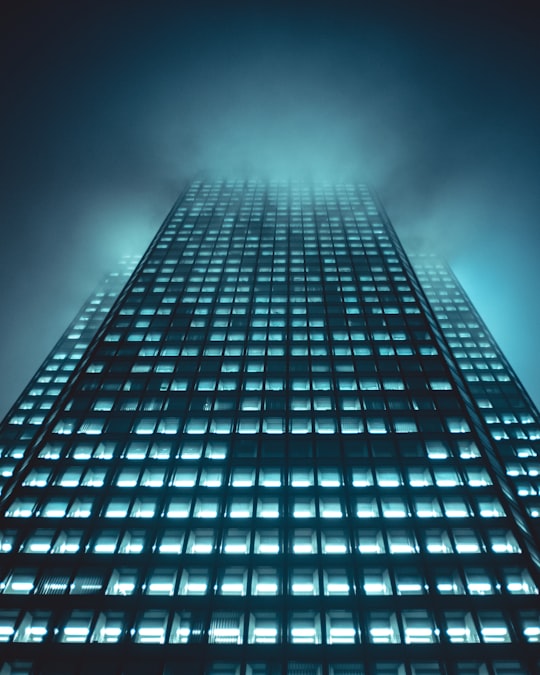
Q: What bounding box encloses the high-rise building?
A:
[0,256,139,475]
[0,181,539,675]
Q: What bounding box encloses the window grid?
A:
[1,183,539,673]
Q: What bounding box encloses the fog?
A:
[1,1,539,417]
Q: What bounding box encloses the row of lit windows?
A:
[111,320,424,337]
[83,373,439,395]
[106,308,420,324]
[91,345,433,360]
[3,493,507,520]
[102,345,426,362]
[109,314,426,330]
[161,226,391,237]
[116,330,426,344]
[199,227,388,238]
[2,560,535,598]
[485,414,538,427]
[117,305,422,324]
[114,372,439,390]
[15,486,506,520]
[170,275,410,289]
[140,265,409,282]
[48,415,472,438]
[465,373,520,386]
[129,284,414,298]
[152,252,402,263]
[130,320,415,333]
[84,366,449,391]
[0,608,536,645]
[19,463,494,489]
[0,526,524,558]
[150,244,402,256]
[112,316,422,333]
[105,310,426,329]
[167,217,388,227]
[488,427,540,442]
[131,277,414,292]
[11,454,505,482]
[151,252,402,266]
[169,226,391,236]
[150,255,402,267]
[149,252,402,265]
[454,361,508,374]
[81,395,458,416]
[88,392,459,413]
[27,438,486,462]
[172,213,386,223]
[146,244,402,257]
[170,203,377,213]
[19,435,490,468]
[124,327,409,353]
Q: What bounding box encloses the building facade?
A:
[0,181,539,675]
[0,256,139,485]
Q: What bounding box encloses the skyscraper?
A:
[0,256,139,477]
[0,181,539,675]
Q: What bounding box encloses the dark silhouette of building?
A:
[0,181,539,675]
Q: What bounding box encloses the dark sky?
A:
[1,1,540,418]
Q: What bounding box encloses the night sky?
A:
[1,1,540,418]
